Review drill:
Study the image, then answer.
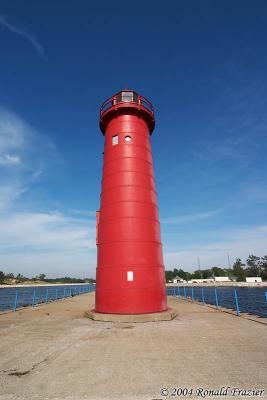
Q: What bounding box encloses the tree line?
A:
[1,254,267,285]
[0,272,96,285]
[165,254,267,282]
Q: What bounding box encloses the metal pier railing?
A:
[0,284,96,313]
[167,286,267,318]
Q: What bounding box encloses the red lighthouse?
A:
[95,90,167,315]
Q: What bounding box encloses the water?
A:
[166,286,267,318]
[1,285,266,318]
[0,284,95,312]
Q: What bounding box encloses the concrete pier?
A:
[0,293,266,400]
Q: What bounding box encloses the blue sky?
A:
[0,1,267,277]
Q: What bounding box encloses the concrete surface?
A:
[86,307,177,322]
[0,293,267,400]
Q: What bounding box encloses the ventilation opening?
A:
[124,136,132,142]
[127,271,134,281]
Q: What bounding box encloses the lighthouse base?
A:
[85,308,177,323]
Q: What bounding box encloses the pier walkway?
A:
[0,293,266,400]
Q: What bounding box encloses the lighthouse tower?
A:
[95,90,167,315]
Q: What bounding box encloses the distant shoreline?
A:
[0,282,95,288]
[1,282,266,289]
[166,282,267,287]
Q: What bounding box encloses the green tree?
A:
[165,270,175,282]
[165,268,188,282]
[232,258,246,281]
[191,270,202,279]
[5,273,14,279]
[84,278,96,283]
[176,269,188,280]
[246,255,261,277]
[173,268,179,277]
[16,273,26,282]
[211,267,227,277]
[0,271,5,283]
[38,274,46,281]
[190,269,212,280]
[260,256,267,280]
[201,269,212,279]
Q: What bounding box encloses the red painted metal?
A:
[95,90,167,314]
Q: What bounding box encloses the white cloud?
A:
[32,169,43,179]
[0,211,95,250]
[5,154,21,164]
[0,109,96,278]
[164,225,267,271]
[0,211,97,278]
[162,209,218,225]
[0,184,27,211]
[0,15,45,57]
[0,154,21,165]
[0,109,25,153]
[0,108,60,211]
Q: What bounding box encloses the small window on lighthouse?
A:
[121,91,134,102]
[112,135,118,145]
[124,135,132,142]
